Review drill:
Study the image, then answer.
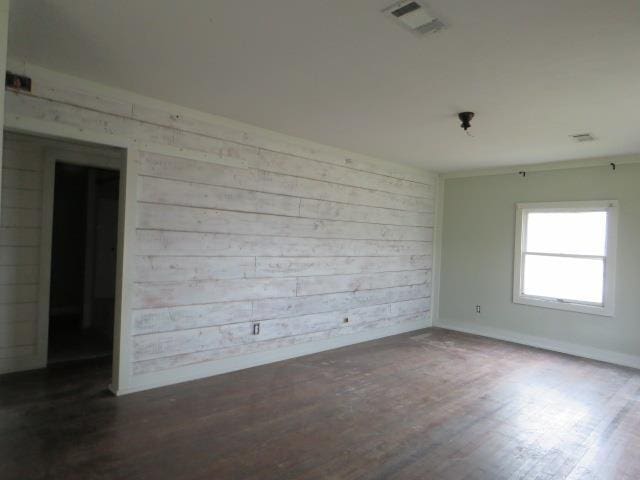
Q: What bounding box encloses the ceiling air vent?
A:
[383,1,445,35]
[571,133,595,143]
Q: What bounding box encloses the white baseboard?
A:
[435,318,640,370]
[115,318,429,396]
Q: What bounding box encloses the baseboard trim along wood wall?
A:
[113,317,429,395]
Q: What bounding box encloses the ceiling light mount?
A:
[458,112,475,132]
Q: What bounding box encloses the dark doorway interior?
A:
[48,163,120,364]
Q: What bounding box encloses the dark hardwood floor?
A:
[2,328,640,480]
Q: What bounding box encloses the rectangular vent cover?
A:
[384,1,445,35]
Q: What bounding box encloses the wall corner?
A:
[430,174,445,326]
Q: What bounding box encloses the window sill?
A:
[513,295,614,317]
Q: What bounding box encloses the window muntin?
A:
[513,201,617,316]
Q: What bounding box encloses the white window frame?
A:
[513,200,618,316]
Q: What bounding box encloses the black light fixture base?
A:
[458,111,475,131]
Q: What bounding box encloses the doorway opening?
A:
[1,130,126,390]
[47,162,120,364]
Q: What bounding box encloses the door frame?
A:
[4,121,137,395]
[39,147,123,371]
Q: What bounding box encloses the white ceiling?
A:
[8,0,640,172]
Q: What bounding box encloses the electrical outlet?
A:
[252,323,260,335]
[475,305,481,314]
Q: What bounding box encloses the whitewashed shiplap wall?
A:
[0,137,42,371]
[3,61,436,392]
[131,150,433,375]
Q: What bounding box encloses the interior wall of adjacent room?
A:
[2,60,436,393]
[0,134,43,372]
[436,162,640,367]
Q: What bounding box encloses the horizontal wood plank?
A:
[0,265,39,285]
[2,147,43,171]
[0,321,35,348]
[256,149,432,199]
[299,198,433,227]
[0,345,36,359]
[1,169,41,190]
[296,269,431,296]
[0,303,38,324]
[0,247,39,266]
[0,208,41,228]
[137,176,301,217]
[0,228,40,247]
[136,230,430,257]
[0,284,39,304]
[1,188,41,209]
[132,301,253,335]
[135,256,256,283]
[137,203,431,241]
[133,277,298,308]
[252,284,429,321]
[256,256,431,277]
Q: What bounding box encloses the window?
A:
[513,201,618,316]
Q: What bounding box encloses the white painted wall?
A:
[2,61,436,393]
[437,162,640,368]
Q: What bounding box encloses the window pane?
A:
[525,211,607,256]
[523,254,604,304]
